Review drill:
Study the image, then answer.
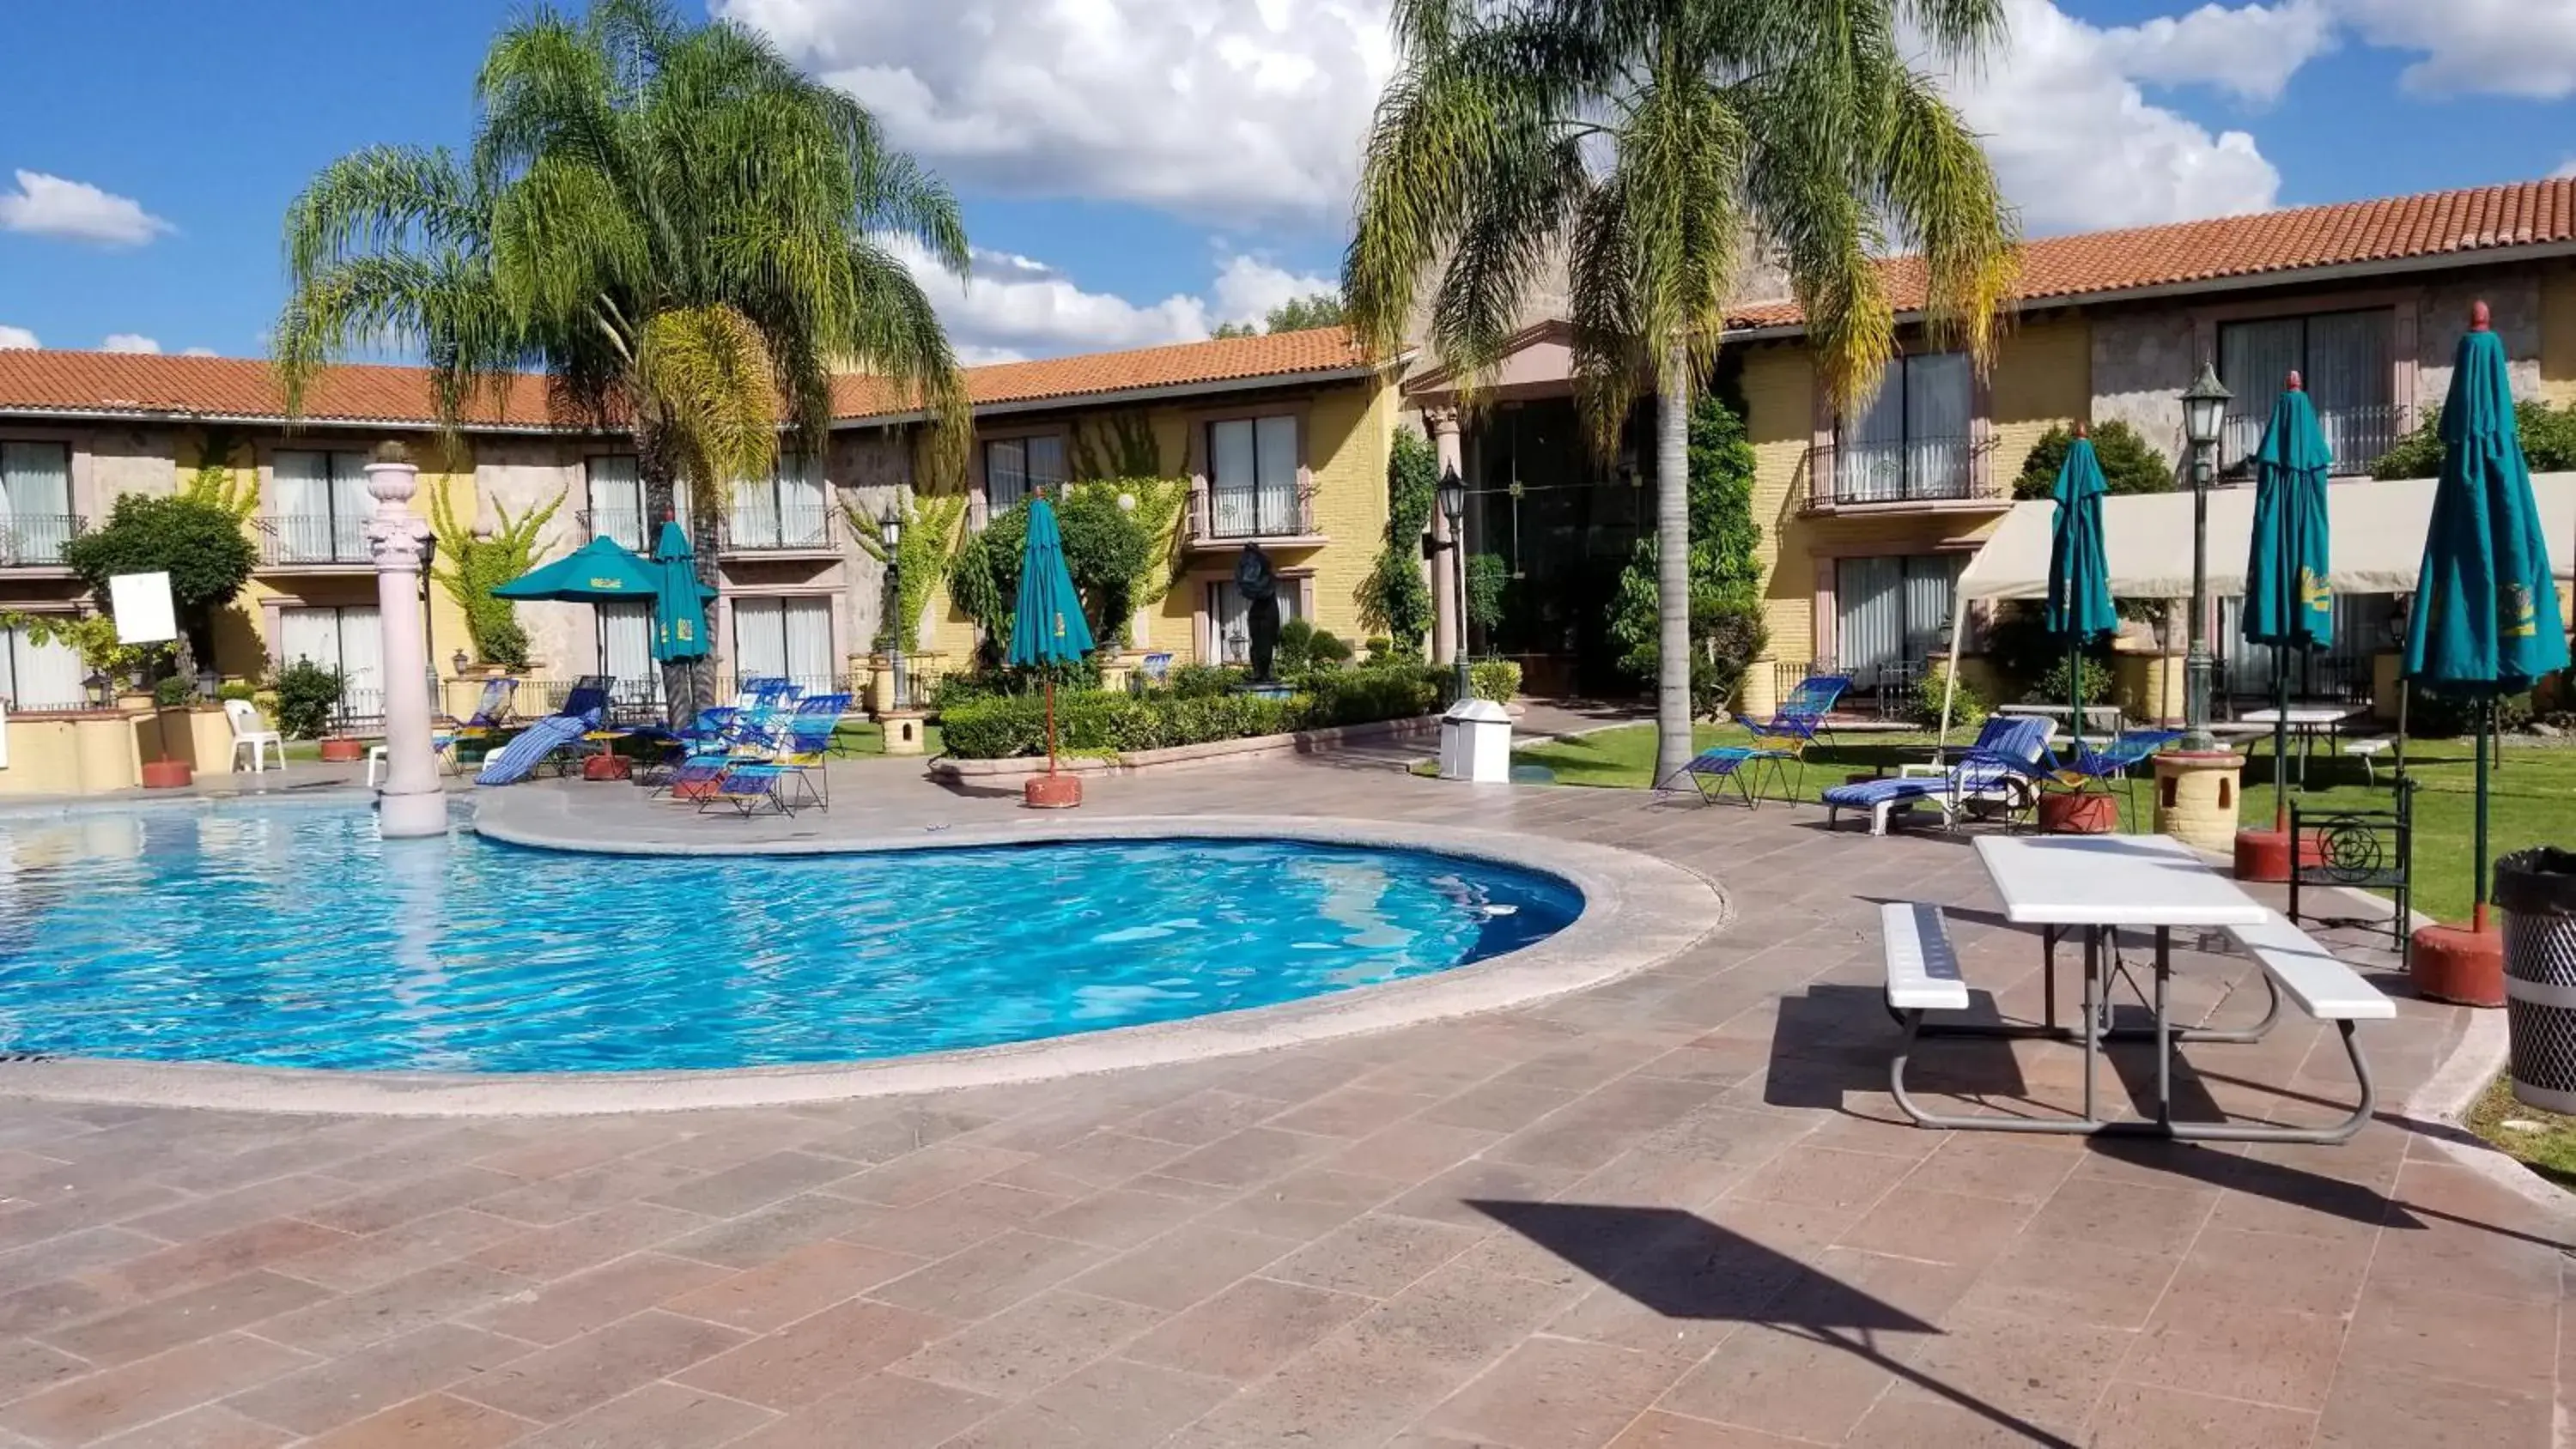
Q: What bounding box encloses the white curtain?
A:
[783,597,833,693]
[277,607,340,675]
[1,624,85,710]
[1256,415,1298,532]
[0,443,70,564]
[337,605,382,700]
[1905,354,1971,499]
[985,440,1030,515]
[1837,374,1906,502]
[1210,420,1257,535]
[1206,579,1301,664]
[586,456,643,549]
[328,452,371,560]
[1024,436,1066,495]
[2219,318,2303,470]
[597,601,654,699]
[2307,310,2394,467]
[777,454,827,546]
[1836,556,1902,682]
[272,452,330,561]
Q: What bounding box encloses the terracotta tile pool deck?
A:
[0,753,2561,1446]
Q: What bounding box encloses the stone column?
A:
[1426,407,1463,666]
[363,452,446,839]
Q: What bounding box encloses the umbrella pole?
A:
[2067,640,2082,753]
[2274,651,2292,832]
[2474,694,2492,933]
[1046,674,1058,778]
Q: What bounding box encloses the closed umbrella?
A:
[648,522,716,725]
[2244,373,2335,833]
[2405,302,2571,936]
[2045,430,2119,751]
[1004,497,1096,790]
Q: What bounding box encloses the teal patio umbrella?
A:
[1004,496,1096,778]
[2244,373,2335,832]
[2045,430,2119,750]
[648,522,716,724]
[2404,304,2571,931]
[491,535,660,602]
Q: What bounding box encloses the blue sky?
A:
[3,0,2573,364]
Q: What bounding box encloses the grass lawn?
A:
[829,719,944,757]
[2468,1074,2576,1191]
[1515,720,2575,923]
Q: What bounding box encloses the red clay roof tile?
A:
[1724,178,2576,330]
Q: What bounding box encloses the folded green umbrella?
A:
[647,522,715,663]
[2045,433,2117,749]
[2403,307,2571,927]
[2245,378,2335,828]
[1004,497,1095,777]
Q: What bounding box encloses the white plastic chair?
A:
[223,699,283,773]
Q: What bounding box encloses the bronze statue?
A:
[1235,542,1281,681]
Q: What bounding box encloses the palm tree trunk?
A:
[638,436,714,728]
[1653,346,1693,788]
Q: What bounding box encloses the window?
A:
[2218,310,2396,474]
[2218,592,2395,700]
[270,451,374,562]
[0,442,74,566]
[0,619,86,710]
[1834,353,1972,503]
[732,596,835,695]
[983,435,1065,516]
[1206,416,1301,537]
[276,605,384,724]
[584,456,647,550]
[1834,555,1961,688]
[1205,579,1303,665]
[596,601,659,708]
[728,453,828,549]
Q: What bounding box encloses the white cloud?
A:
[0,171,173,247]
[179,346,220,358]
[0,325,37,349]
[720,0,1394,224]
[1210,255,1340,330]
[2097,2,2337,103]
[100,334,161,354]
[2334,0,2576,100]
[1927,0,2285,233]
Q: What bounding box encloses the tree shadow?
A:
[1467,1200,2080,1448]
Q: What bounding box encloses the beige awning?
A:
[1955,472,2576,603]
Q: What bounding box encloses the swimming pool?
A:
[0,808,1581,1074]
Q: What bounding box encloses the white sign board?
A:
[107,573,178,646]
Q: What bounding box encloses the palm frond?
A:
[636,303,778,506]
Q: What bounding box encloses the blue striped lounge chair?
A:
[1820,715,2052,835]
[471,682,611,786]
[699,694,851,816]
[1747,674,1851,754]
[1657,745,1801,808]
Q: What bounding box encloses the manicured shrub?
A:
[939,663,1445,759]
[1913,661,1987,731]
[272,659,345,740]
[1468,659,1521,703]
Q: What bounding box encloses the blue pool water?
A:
[0,809,1580,1073]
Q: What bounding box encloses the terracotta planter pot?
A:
[2038,791,2118,835]
[138,759,192,790]
[581,754,633,782]
[1024,773,1082,809]
[318,738,365,763]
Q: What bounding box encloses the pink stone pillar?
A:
[1426,407,1463,666]
[364,455,446,838]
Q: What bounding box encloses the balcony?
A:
[2221,402,2402,478]
[255,513,371,568]
[1806,437,2005,513]
[1182,483,1323,551]
[717,504,836,556]
[0,514,83,569]
[578,508,653,552]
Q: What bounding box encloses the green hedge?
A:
[940,664,1443,760]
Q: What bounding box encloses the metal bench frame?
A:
[2287,777,2415,967]
[1884,904,2379,1143]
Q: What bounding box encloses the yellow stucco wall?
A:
[1741,317,2093,669]
[921,377,1398,673]
[2542,264,2576,408]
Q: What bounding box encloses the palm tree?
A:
[1346,0,2020,785]
[275,0,969,720]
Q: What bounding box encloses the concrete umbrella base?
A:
[2411,920,2505,1008]
[2233,827,2323,883]
[1024,773,1082,809]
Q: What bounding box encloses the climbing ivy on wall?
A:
[844,492,968,652]
[428,480,563,670]
[178,427,259,521]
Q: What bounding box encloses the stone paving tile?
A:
[0,761,2567,1447]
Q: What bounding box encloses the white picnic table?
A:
[1927,834,2272,1136]
[2234,704,2368,787]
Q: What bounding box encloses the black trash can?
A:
[2499,847,2576,1113]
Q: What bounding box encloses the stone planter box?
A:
[931,714,1443,784]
